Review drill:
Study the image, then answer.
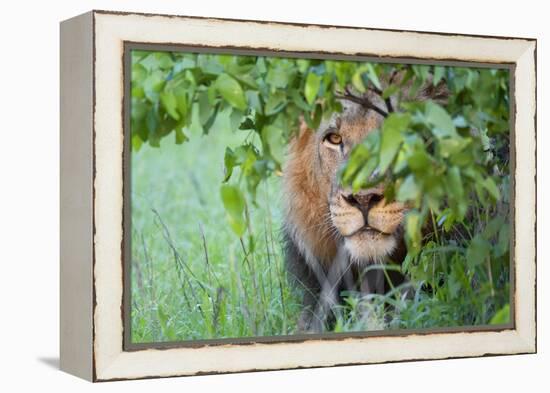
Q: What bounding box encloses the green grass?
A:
[130,112,303,343]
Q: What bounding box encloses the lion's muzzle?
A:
[329,187,407,263]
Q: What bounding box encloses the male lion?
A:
[282,77,447,332]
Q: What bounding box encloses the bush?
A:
[130,50,510,340]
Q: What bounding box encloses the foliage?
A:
[131,51,394,202]
[130,50,511,341]
[339,65,511,326]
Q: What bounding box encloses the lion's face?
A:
[284,79,447,269]
[316,100,407,264]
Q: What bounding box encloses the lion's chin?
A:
[343,229,397,265]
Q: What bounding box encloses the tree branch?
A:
[335,88,389,118]
[369,83,394,113]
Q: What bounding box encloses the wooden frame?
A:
[60,10,537,382]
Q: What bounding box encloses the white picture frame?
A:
[60,10,536,381]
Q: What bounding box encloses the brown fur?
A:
[283,121,338,266]
[283,98,403,268]
[282,76,449,332]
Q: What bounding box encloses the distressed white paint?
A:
[90,11,536,381]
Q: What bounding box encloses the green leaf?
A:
[296,59,310,73]
[439,136,469,158]
[143,70,166,102]
[379,113,410,172]
[174,88,189,124]
[446,166,464,198]
[255,57,267,74]
[146,110,159,147]
[397,175,420,202]
[228,110,243,133]
[264,91,287,116]
[407,148,431,173]
[175,128,188,144]
[447,265,462,299]
[202,103,220,135]
[433,66,445,85]
[350,156,378,192]
[290,89,311,111]
[198,91,213,126]
[405,210,423,254]
[304,104,322,130]
[131,133,143,151]
[341,143,369,185]
[483,177,501,201]
[160,91,180,121]
[156,52,174,70]
[266,64,292,89]
[489,304,510,325]
[483,216,505,239]
[366,63,382,90]
[215,73,247,111]
[197,55,223,75]
[262,125,285,164]
[207,84,218,105]
[220,184,247,236]
[132,99,149,121]
[304,73,321,105]
[425,101,457,138]
[245,90,263,115]
[382,85,399,100]
[223,147,237,182]
[412,65,430,82]
[220,184,245,217]
[466,235,490,268]
[446,166,466,219]
[131,86,145,99]
[351,68,366,93]
[131,63,147,83]
[228,67,258,89]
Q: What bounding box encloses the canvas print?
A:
[128,49,511,344]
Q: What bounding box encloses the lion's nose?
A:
[342,189,384,209]
[341,189,384,226]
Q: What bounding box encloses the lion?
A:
[282,76,448,332]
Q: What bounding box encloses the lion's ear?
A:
[295,116,313,138]
[416,78,450,105]
[384,70,450,108]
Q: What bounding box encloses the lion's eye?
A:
[324,132,342,146]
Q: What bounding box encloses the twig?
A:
[367,84,394,114]
[198,222,221,287]
[212,286,225,335]
[334,86,389,118]
[385,97,394,113]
